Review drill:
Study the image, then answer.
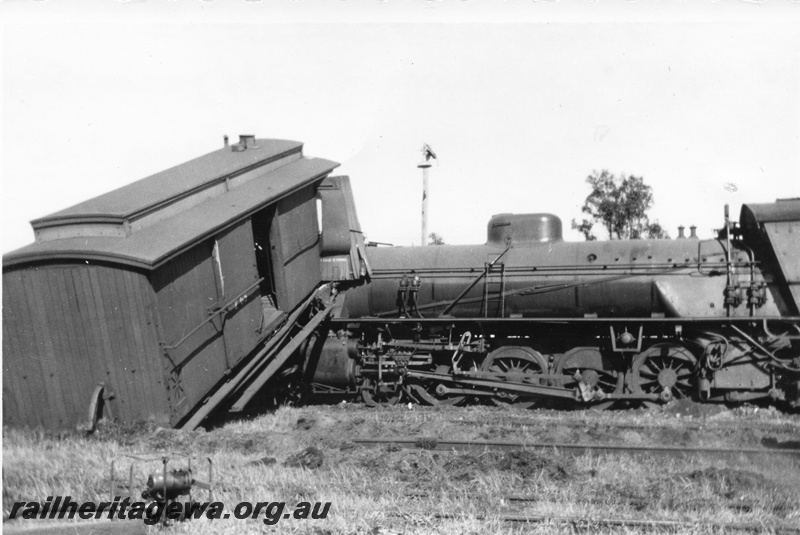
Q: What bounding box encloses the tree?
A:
[428,232,446,245]
[571,170,670,240]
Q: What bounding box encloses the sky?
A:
[3,2,799,254]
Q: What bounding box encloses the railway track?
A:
[337,405,798,428]
[400,512,800,534]
[442,416,800,433]
[334,409,800,449]
[404,491,760,511]
[353,437,800,458]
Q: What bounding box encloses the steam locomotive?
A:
[306,201,800,410]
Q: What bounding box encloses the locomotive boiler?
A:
[308,201,800,410]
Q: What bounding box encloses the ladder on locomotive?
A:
[482,262,506,318]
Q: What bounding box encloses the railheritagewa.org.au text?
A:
[9,496,331,525]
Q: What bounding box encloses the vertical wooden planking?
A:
[2,273,21,425]
[121,269,156,419]
[3,263,175,427]
[106,267,146,422]
[2,298,26,423]
[94,264,136,421]
[150,256,180,417]
[269,205,288,309]
[177,246,228,411]
[121,269,151,418]
[20,268,52,427]
[216,220,262,367]
[51,267,87,425]
[131,271,169,421]
[162,259,179,411]
[17,270,52,427]
[2,272,37,426]
[68,266,103,423]
[2,274,20,425]
[2,379,21,427]
[87,265,133,421]
[21,269,65,427]
[69,267,98,397]
[275,186,323,309]
[76,267,108,409]
[152,243,231,422]
[112,269,142,414]
[54,266,92,423]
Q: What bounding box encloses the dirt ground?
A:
[3,401,800,534]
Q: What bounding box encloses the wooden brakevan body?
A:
[3,137,360,429]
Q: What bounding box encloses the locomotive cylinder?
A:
[309,337,358,388]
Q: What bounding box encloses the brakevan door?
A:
[153,219,265,423]
[212,219,265,368]
[152,246,228,422]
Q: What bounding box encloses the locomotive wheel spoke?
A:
[482,346,549,409]
[631,344,697,407]
[360,378,402,407]
[554,347,623,410]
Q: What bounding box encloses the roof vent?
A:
[231,134,258,152]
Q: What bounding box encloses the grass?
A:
[3,403,800,534]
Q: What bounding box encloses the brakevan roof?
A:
[4,139,339,270]
[33,139,305,227]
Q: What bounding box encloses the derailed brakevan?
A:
[3,136,369,429]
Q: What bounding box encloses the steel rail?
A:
[442,417,800,434]
[353,438,800,457]
[418,512,800,533]
[347,412,800,435]
[404,491,757,511]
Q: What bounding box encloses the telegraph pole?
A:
[418,144,437,246]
